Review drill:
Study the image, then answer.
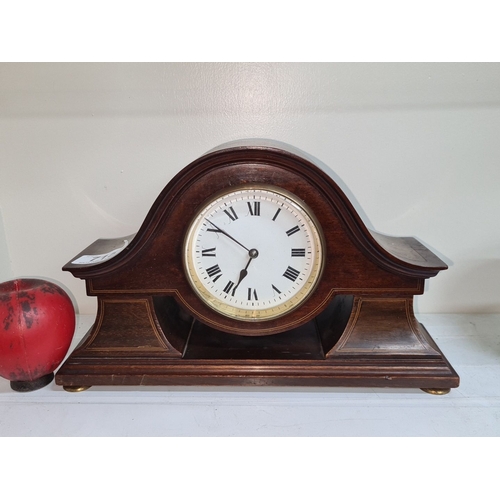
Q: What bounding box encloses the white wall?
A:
[0,62,498,314]
[0,208,12,283]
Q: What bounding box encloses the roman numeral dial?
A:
[206,264,222,282]
[283,266,300,282]
[184,186,324,321]
[201,247,216,257]
[247,201,260,216]
[291,248,306,257]
[224,206,238,221]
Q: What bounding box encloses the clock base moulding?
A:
[56,295,458,392]
[56,140,459,394]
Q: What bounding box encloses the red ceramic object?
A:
[0,279,76,391]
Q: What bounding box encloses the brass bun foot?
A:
[63,385,92,393]
[421,388,451,395]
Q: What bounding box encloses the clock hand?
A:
[206,219,251,253]
[231,249,259,296]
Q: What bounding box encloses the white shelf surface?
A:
[1,314,499,436]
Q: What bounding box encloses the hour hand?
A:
[231,251,258,295]
[231,267,249,296]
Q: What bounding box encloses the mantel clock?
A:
[56,140,459,394]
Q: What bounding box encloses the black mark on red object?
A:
[40,284,58,295]
[0,294,12,303]
[18,291,35,301]
[20,301,34,328]
[2,304,15,331]
[21,301,31,313]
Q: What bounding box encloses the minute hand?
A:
[206,220,251,252]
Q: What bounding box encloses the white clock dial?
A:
[183,186,324,321]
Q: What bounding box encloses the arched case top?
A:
[64,140,447,335]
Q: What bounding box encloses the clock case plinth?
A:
[56,141,459,392]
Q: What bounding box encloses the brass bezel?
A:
[183,184,325,322]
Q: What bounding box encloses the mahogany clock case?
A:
[56,140,459,392]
